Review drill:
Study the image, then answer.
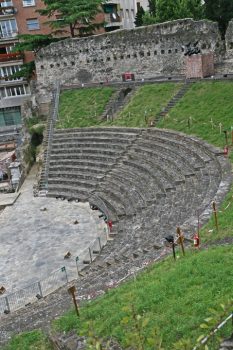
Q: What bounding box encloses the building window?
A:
[0,19,17,38]
[0,84,28,98]
[0,65,22,81]
[23,0,35,7]
[26,18,39,30]
[0,106,21,127]
[0,1,13,8]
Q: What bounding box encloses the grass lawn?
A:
[3,330,52,350]
[157,81,233,161]
[57,87,115,128]
[53,246,233,349]
[103,83,182,127]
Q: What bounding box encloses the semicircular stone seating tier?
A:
[47,127,232,288]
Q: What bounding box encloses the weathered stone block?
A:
[185,52,214,78]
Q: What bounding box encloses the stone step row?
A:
[54,127,140,136]
[52,136,136,144]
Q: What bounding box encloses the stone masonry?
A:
[35,18,224,106]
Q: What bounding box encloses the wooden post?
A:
[212,201,219,233]
[68,286,80,317]
[219,123,222,134]
[223,130,228,146]
[172,243,176,260]
[197,212,200,242]
[176,227,185,256]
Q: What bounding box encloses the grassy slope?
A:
[57,87,115,128]
[57,83,181,129]
[102,83,181,127]
[157,81,233,160]
[3,331,52,350]
[54,246,233,349]
[155,81,233,243]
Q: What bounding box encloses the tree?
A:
[134,6,145,27]
[11,34,61,80]
[13,34,61,54]
[38,0,106,38]
[148,0,157,16]
[204,0,233,38]
[143,0,204,25]
[156,0,203,23]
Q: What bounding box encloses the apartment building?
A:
[0,0,54,128]
[104,0,149,31]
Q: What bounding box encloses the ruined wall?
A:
[35,18,223,104]
[225,19,233,58]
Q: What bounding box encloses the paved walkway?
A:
[0,167,106,293]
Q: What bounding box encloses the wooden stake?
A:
[176,227,185,256]
[68,286,80,317]
[172,243,176,260]
[223,130,228,146]
[219,123,222,134]
[212,201,219,233]
[197,213,200,238]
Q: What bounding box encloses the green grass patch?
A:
[155,81,233,242]
[2,330,52,350]
[103,83,181,127]
[57,87,115,128]
[199,186,233,243]
[54,246,233,349]
[157,81,233,161]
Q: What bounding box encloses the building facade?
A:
[104,0,149,31]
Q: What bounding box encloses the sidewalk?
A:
[0,166,105,293]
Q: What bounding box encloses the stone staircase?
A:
[45,127,231,270]
[101,87,137,121]
[154,81,193,124]
[37,84,60,195]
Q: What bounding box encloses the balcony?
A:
[104,13,122,27]
[0,52,23,62]
[0,30,18,40]
[0,1,15,17]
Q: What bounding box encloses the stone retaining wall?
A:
[35,18,223,106]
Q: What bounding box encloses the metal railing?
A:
[0,221,108,315]
[43,81,60,190]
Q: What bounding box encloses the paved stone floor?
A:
[0,167,106,293]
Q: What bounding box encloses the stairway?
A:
[101,86,137,121]
[37,83,60,195]
[154,81,193,125]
